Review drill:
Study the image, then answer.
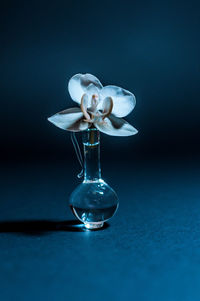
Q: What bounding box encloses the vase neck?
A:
[82,128,101,182]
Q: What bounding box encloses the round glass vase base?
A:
[84,222,104,230]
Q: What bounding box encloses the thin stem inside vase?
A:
[82,128,101,182]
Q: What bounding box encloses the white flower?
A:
[48,73,138,136]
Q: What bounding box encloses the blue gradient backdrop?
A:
[1,0,200,161]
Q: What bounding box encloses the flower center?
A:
[81,94,113,124]
[91,94,98,111]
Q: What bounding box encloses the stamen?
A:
[91,94,98,111]
[80,94,91,121]
[93,94,99,100]
[102,97,113,120]
[88,94,99,121]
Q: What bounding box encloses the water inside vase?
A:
[70,204,118,224]
[69,179,119,229]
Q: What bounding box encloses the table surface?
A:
[0,159,200,301]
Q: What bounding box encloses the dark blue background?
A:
[1,0,200,161]
[1,1,200,300]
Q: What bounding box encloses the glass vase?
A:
[69,128,119,230]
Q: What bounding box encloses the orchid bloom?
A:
[48,73,138,136]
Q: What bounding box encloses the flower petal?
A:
[94,114,138,136]
[68,73,103,104]
[48,107,88,132]
[100,85,136,117]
